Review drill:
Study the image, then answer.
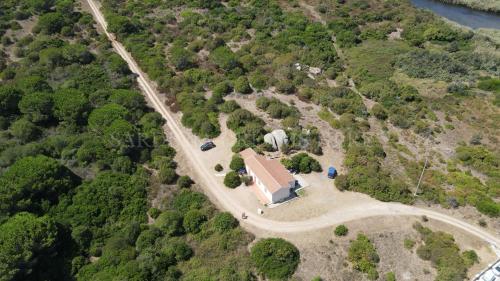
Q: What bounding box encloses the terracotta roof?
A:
[240,148,294,193]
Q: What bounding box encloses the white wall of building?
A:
[246,164,293,203]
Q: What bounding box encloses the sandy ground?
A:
[254,215,496,281]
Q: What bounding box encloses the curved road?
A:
[86,0,500,247]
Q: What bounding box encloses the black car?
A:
[200,141,215,151]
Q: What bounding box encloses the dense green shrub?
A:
[0,212,58,280]
[251,238,300,280]
[334,225,349,236]
[214,163,223,172]
[256,96,300,119]
[414,223,475,281]
[0,155,79,216]
[281,152,322,173]
[229,154,245,171]
[234,76,252,94]
[211,212,238,233]
[177,175,193,188]
[155,210,185,236]
[210,46,240,71]
[478,77,500,93]
[224,171,241,188]
[183,209,207,234]
[148,208,161,219]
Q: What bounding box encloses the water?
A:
[411,0,500,29]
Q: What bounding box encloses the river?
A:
[411,0,500,29]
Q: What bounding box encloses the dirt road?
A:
[85,0,500,247]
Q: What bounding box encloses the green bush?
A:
[251,238,300,280]
[224,171,241,188]
[210,46,240,71]
[172,190,206,213]
[148,207,161,219]
[348,233,379,280]
[177,175,193,188]
[334,225,348,236]
[214,163,223,172]
[159,166,177,184]
[155,210,184,236]
[385,271,396,281]
[183,209,207,234]
[234,77,252,94]
[478,78,500,93]
[414,222,474,281]
[281,153,322,173]
[211,212,238,233]
[404,238,415,250]
[229,155,245,171]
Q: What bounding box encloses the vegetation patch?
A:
[348,233,380,280]
[251,238,300,280]
[414,223,478,281]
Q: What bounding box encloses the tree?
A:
[135,227,162,252]
[250,238,300,280]
[170,45,196,70]
[88,103,129,131]
[229,154,245,171]
[210,46,239,71]
[155,210,184,236]
[39,47,65,67]
[9,118,40,143]
[177,175,193,188]
[16,75,51,93]
[212,212,238,233]
[65,172,148,233]
[0,86,22,116]
[183,209,207,234]
[172,190,206,213]
[53,89,90,125]
[334,225,348,236]
[108,89,146,115]
[107,14,137,36]
[18,92,53,123]
[224,171,241,188]
[234,76,252,94]
[36,12,65,34]
[0,155,79,216]
[0,212,58,281]
[212,81,233,95]
[159,165,177,184]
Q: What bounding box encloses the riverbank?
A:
[436,0,500,13]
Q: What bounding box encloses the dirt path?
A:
[85,0,500,248]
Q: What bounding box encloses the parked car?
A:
[200,141,215,151]
[328,166,337,179]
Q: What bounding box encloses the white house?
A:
[240,148,295,204]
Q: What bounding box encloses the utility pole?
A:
[414,137,431,196]
[414,156,428,196]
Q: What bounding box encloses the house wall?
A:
[246,164,293,204]
[271,185,292,203]
[246,164,273,203]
